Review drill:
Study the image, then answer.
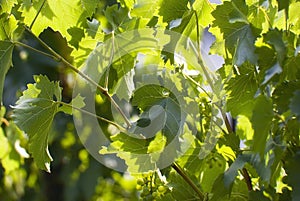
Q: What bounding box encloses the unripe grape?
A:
[158,185,166,192]
[136,185,142,191]
[152,192,159,198]
[137,178,144,186]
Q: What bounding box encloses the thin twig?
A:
[1,117,10,126]
[14,41,57,60]
[58,101,126,133]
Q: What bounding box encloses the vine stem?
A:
[171,163,204,200]
[14,41,57,60]
[23,26,131,127]
[241,168,253,191]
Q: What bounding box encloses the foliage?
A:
[1,0,300,201]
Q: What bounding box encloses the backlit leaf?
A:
[0,0,18,13]
[19,0,97,40]
[12,75,62,172]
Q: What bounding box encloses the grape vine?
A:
[1,0,300,201]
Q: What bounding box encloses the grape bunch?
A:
[136,172,170,200]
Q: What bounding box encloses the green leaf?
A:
[12,75,62,172]
[0,127,9,159]
[81,0,99,16]
[59,94,85,115]
[212,0,258,66]
[248,2,273,31]
[0,13,18,40]
[284,151,300,201]
[0,41,14,106]
[288,2,300,35]
[282,53,300,81]
[0,0,18,13]
[19,0,96,40]
[70,20,105,66]
[251,95,273,158]
[118,0,135,10]
[167,171,202,200]
[200,154,226,193]
[262,62,282,85]
[289,90,300,121]
[226,63,257,118]
[158,0,189,24]
[132,84,181,140]
[99,132,157,173]
[131,0,160,18]
[272,81,299,114]
[210,174,233,201]
[249,190,271,201]
[263,29,287,64]
[193,0,215,27]
[103,4,131,31]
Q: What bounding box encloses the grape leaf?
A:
[193,0,215,27]
[19,0,97,40]
[212,0,258,66]
[210,174,233,201]
[249,190,271,201]
[0,13,18,40]
[132,84,181,141]
[248,2,271,31]
[251,95,273,158]
[118,0,135,10]
[0,127,9,159]
[288,2,300,35]
[12,75,62,172]
[59,94,86,115]
[284,151,300,201]
[131,0,160,18]
[226,63,257,118]
[272,81,299,114]
[263,29,287,64]
[81,0,99,16]
[0,0,18,13]
[282,53,300,81]
[0,41,14,106]
[167,171,202,200]
[158,0,189,24]
[289,90,300,121]
[70,20,105,66]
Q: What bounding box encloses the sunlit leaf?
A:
[0,13,18,40]
[0,41,14,106]
[19,0,97,40]
[0,0,18,13]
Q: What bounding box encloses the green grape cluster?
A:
[136,172,170,200]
